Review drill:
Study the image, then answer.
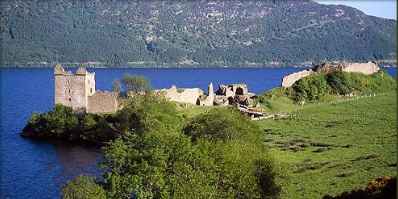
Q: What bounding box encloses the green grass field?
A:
[177,92,396,198]
[257,92,397,198]
[171,91,397,198]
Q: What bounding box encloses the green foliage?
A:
[183,108,261,142]
[261,71,396,103]
[292,74,329,102]
[255,159,281,199]
[181,108,280,198]
[121,74,151,93]
[326,71,397,95]
[22,104,119,144]
[26,90,281,199]
[24,104,79,139]
[22,93,182,144]
[113,94,182,135]
[102,133,219,199]
[99,105,280,199]
[62,176,107,199]
[257,92,397,198]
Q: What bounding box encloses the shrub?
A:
[326,72,354,95]
[62,176,107,199]
[265,70,397,103]
[102,133,219,199]
[121,74,151,94]
[292,74,329,102]
[23,104,79,138]
[182,108,280,198]
[255,159,281,199]
[22,105,119,144]
[100,105,280,199]
[183,108,262,142]
[113,94,182,135]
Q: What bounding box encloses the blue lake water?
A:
[0,67,396,199]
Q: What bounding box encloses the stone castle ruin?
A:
[54,64,118,113]
[54,63,257,115]
[155,83,256,107]
[281,62,380,87]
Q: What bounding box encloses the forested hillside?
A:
[0,0,396,67]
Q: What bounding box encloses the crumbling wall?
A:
[157,86,204,105]
[216,84,248,96]
[87,91,119,113]
[342,62,380,75]
[86,72,96,97]
[198,83,215,106]
[281,69,315,88]
[281,62,380,88]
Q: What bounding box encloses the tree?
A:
[182,108,262,142]
[121,74,151,94]
[62,176,106,199]
[112,79,121,94]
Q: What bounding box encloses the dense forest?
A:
[0,0,396,67]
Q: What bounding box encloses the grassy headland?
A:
[22,71,396,198]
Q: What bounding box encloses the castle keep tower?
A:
[54,64,96,111]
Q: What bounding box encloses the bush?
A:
[102,133,219,199]
[182,108,280,198]
[100,106,280,199]
[113,94,182,135]
[62,176,107,199]
[183,108,262,142]
[326,72,354,95]
[22,104,119,145]
[255,159,281,199]
[292,74,329,102]
[263,71,397,103]
[22,104,79,139]
[121,74,151,94]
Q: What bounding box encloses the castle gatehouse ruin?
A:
[54,64,118,113]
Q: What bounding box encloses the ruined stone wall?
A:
[281,69,315,88]
[199,83,215,106]
[342,62,380,75]
[231,84,248,95]
[158,86,204,105]
[85,73,96,97]
[281,62,380,88]
[87,91,118,113]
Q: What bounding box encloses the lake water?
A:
[0,67,396,199]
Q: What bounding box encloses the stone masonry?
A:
[54,64,118,113]
[157,82,256,107]
[282,62,380,88]
[281,69,315,88]
[155,85,204,105]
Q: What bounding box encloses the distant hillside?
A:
[0,0,396,67]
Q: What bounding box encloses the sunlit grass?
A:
[257,92,397,198]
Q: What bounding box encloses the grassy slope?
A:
[173,91,396,198]
[257,92,397,198]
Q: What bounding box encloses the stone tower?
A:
[208,82,214,98]
[206,82,215,105]
[54,64,96,111]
